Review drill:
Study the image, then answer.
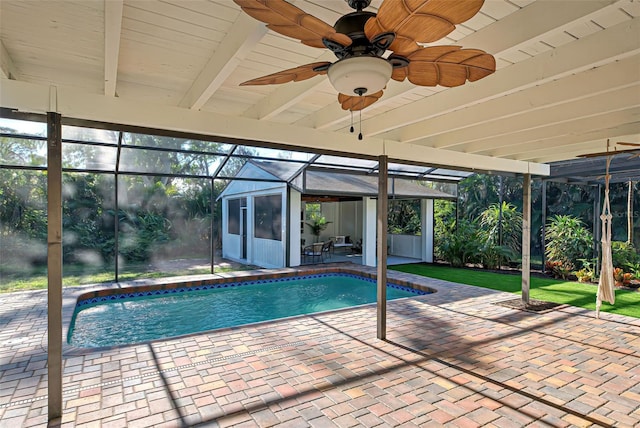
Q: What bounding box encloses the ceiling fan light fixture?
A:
[327,56,392,96]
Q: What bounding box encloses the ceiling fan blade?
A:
[365,0,485,55]
[617,142,640,146]
[240,62,331,86]
[338,90,384,111]
[392,46,495,87]
[234,0,352,49]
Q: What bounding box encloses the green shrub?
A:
[118,211,171,262]
[479,242,514,270]
[545,260,574,280]
[625,261,640,279]
[436,203,522,269]
[436,220,483,267]
[611,241,639,269]
[545,215,593,269]
[574,257,597,283]
[574,268,593,283]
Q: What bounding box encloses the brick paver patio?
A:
[1,265,639,427]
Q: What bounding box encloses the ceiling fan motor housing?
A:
[332,11,378,58]
[328,56,392,95]
[346,0,372,11]
[328,8,396,96]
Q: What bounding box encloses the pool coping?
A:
[61,264,437,355]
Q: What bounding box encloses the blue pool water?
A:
[68,274,428,348]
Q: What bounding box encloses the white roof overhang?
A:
[1,0,639,176]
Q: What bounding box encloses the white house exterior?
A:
[219,162,294,269]
[219,161,454,269]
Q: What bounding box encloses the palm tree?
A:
[305,213,331,243]
[457,174,498,219]
[479,202,523,253]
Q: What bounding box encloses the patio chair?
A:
[302,243,323,263]
[351,239,363,255]
[321,240,333,260]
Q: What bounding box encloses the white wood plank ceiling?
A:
[1,0,639,175]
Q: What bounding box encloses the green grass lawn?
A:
[0,263,249,294]
[391,263,640,319]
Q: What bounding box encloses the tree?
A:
[457,174,499,219]
[0,128,47,166]
[0,169,48,271]
[479,202,523,254]
[388,199,421,235]
[546,182,594,228]
[62,173,115,264]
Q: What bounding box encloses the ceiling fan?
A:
[234,0,496,114]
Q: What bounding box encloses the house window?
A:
[304,202,322,233]
[305,202,321,220]
[254,194,282,241]
[228,198,240,235]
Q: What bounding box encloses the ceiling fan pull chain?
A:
[358,110,363,140]
[350,110,354,133]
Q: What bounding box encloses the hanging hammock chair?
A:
[596,156,615,318]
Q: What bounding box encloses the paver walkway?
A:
[1,265,639,427]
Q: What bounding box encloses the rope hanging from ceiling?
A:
[596,155,615,318]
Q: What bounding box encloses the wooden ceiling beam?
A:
[366,16,639,139]
[242,51,335,120]
[296,0,619,132]
[179,13,267,110]
[0,40,18,80]
[0,78,549,176]
[391,55,639,147]
[430,84,640,152]
[104,0,123,97]
[513,129,640,163]
[471,107,640,159]
[535,146,639,164]
[489,125,640,160]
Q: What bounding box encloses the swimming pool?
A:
[68,273,430,348]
